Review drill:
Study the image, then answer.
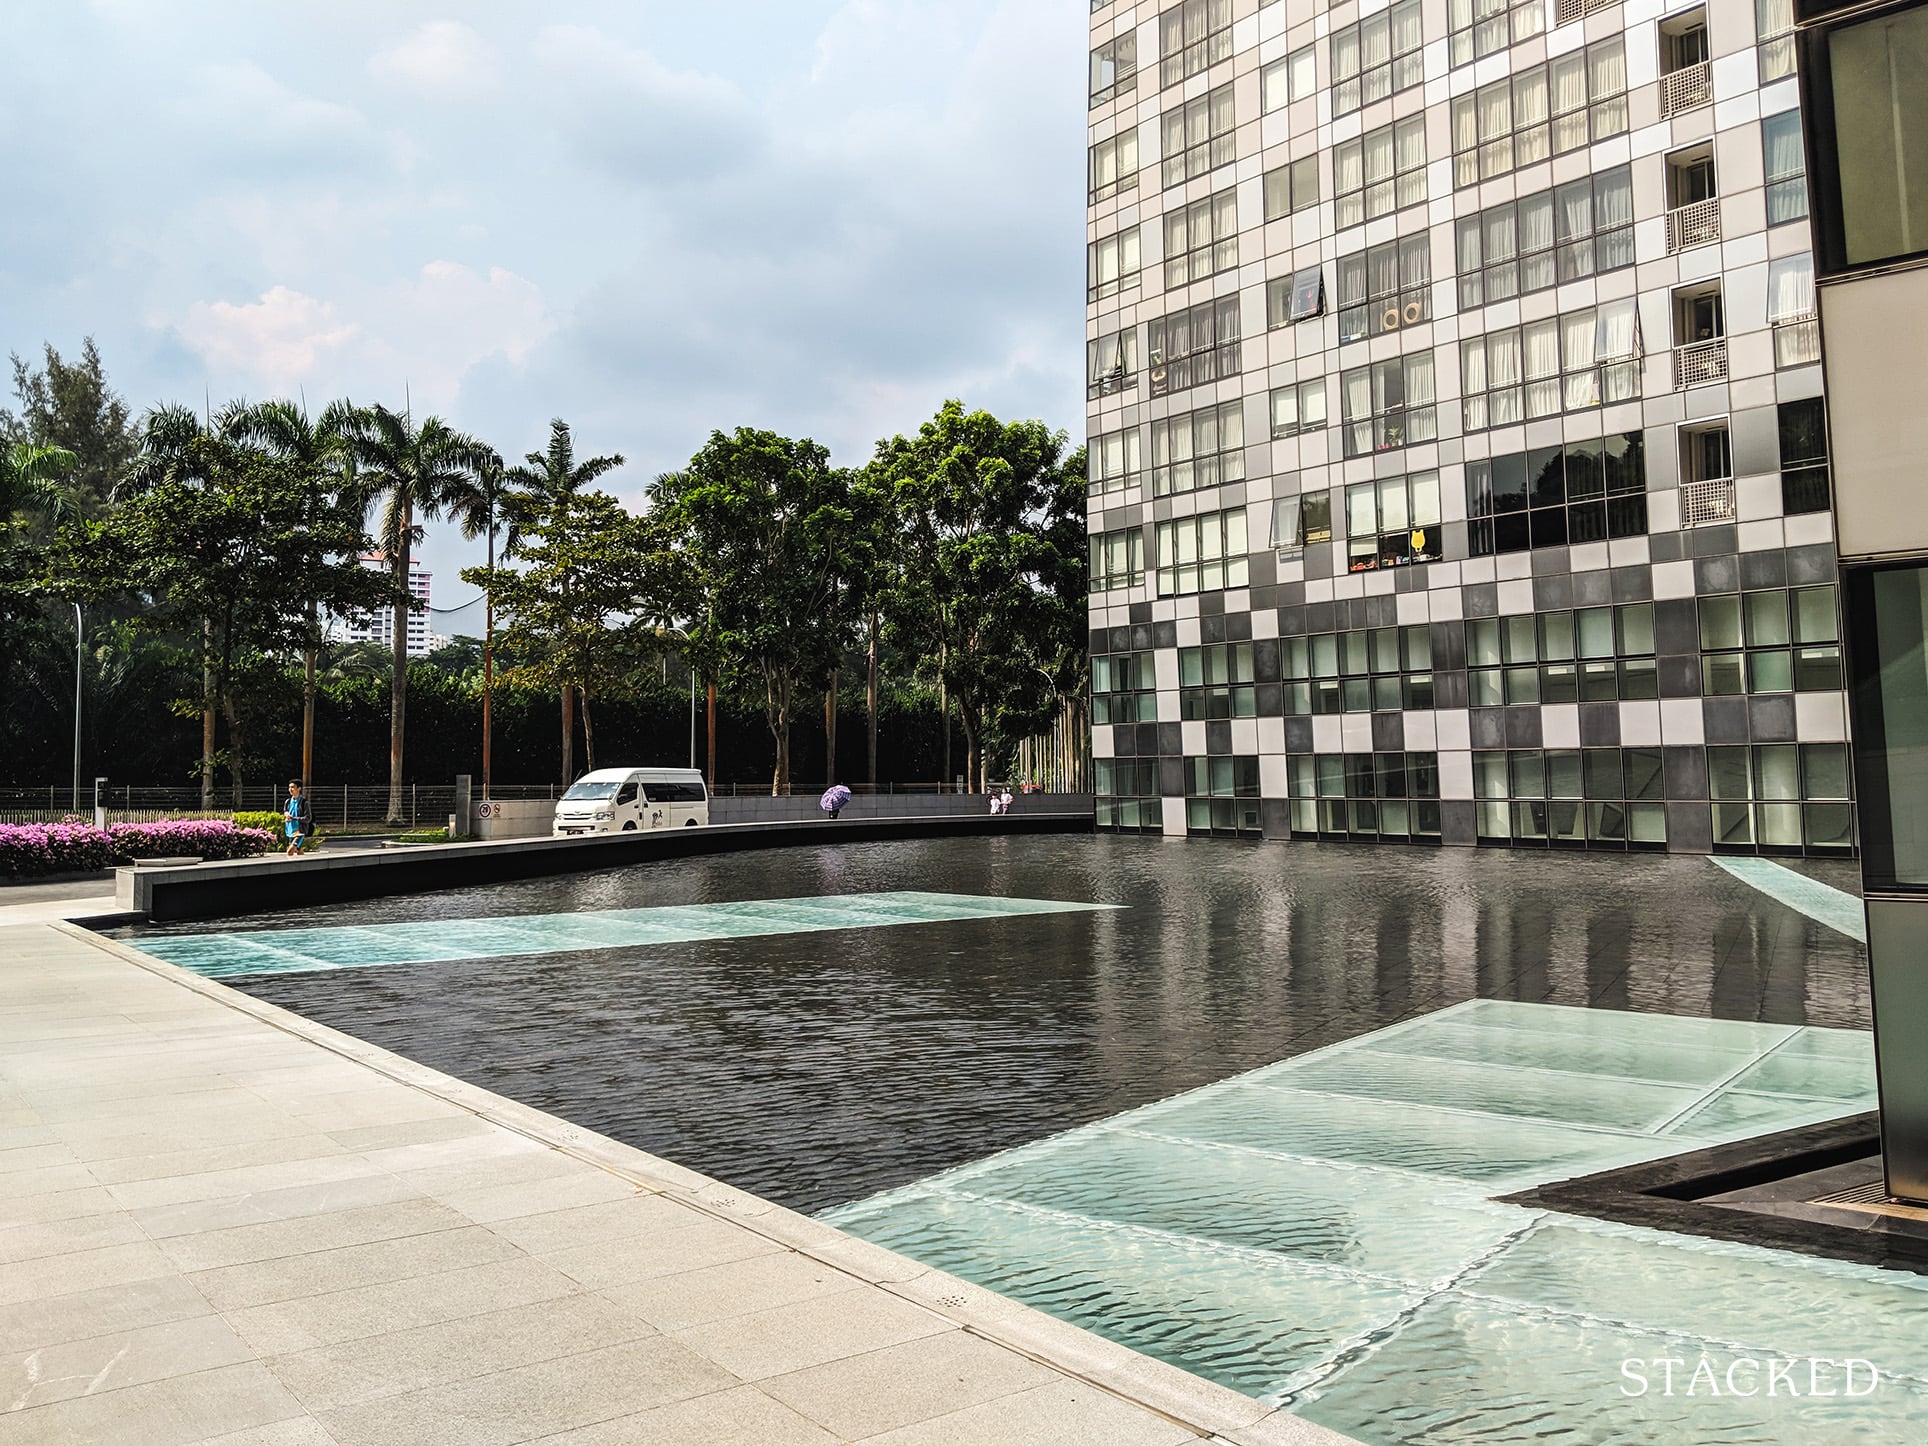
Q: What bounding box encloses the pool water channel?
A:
[114,836,1906,1442]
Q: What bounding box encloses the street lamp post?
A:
[71,603,83,814]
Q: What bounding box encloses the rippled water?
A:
[115,836,1869,1214]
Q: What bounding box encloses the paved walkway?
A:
[0,921,1350,1446]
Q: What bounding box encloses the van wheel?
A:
[685,818,698,826]
[622,821,637,831]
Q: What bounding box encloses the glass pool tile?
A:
[1262,1051,1708,1133]
[1447,998,1798,1054]
[827,1191,1418,1398]
[1662,1089,1872,1141]
[1721,1050,1880,1103]
[1353,1019,1764,1087]
[946,1129,1526,1284]
[1128,1085,1667,1186]
[1460,1219,1928,1377]
[1297,1291,1928,1445]
[134,891,1108,979]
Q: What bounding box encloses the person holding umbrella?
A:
[820,783,852,819]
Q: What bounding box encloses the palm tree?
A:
[443,450,509,801]
[224,399,365,792]
[502,419,624,785]
[1,440,78,523]
[347,404,491,824]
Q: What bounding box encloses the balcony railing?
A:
[1774,316,1821,369]
[1673,337,1729,389]
[1681,475,1737,527]
[1661,62,1713,118]
[1556,0,1619,22]
[1666,198,1721,253]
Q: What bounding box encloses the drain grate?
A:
[1816,1183,1890,1206]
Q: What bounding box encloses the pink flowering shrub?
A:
[0,820,274,879]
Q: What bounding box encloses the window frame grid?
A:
[1151,400,1246,498]
[1455,168,1636,310]
[1451,41,1629,190]
[1282,625,1436,715]
[1154,507,1250,596]
[1148,297,1241,398]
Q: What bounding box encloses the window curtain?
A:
[1758,0,1794,38]
[1764,113,1805,183]
[1515,68,1550,165]
[1271,389,1300,435]
[1363,14,1393,70]
[1596,299,1638,359]
[1489,330,1523,425]
[1336,139,1365,196]
[1347,483,1378,538]
[1367,244,1399,300]
[1302,381,1327,427]
[1400,234,1430,287]
[1767,254,1815,321]
[1458,217,1485,273]
[1220,401,1245,452]
[1453,95,1480,156]
[1519,193,1556,290]
[1551,52,1588,151]
[1412,472,1442,528]
[1523,319,1561,416]
[1478,81,1512,143]
[1589,42,1626,97]
[1393,1,1423,56]
[1556,179,1593,241]
[1405,355,1438,441]
[1334,25,1363,82]
[1339,255,1369,308]
[1563,310,1601,409]
[1271,496,1302,549]
[1365,126,1396,184]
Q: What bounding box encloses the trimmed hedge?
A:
[0,820,276,880]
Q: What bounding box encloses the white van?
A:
[552,768,710,835]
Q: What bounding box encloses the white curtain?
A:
[1336,139,1365,195]
[1556,180,1593,242]
[1458,217,1485,272]
[1381,477,1410,533]
[1452,95,1480,155]
[1514,69,1550,164]
[1347,483,1378,538]
[1393,2,1423,55]
[1767,254,1815,321]
[1334,26,1362,82]
[1563,310,1600,408]
[1589,42,1626,97]
[1551,53,1588,151]
[1489,332,1523,426]
[1412,471,1442,528]
[1365,127,1396,184]
[1596,299,1638,358]
[1342,367,1373,424]
[1406,355,1437,440]
[1462,338,1489,394]
[1764,113,1805,184]
[1523,319,1561,417]
[1362,14,1391,70]
[1758,0,1794,37]
[1478,81,1511,143]
[1302,380,1327,428]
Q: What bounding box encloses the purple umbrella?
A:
[820,785,852,816]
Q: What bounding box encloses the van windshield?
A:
[561,781,621,801]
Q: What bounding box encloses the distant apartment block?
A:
[327,555,445,658]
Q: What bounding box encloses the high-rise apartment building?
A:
[327,555,443,658]
[1087,0,1848,856]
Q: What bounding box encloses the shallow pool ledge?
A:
[19,919,1357,1446]
[116,809,1094,923]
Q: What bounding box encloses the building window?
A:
[1087,326,1139,398]
[1450,0,1545,70]
[1460,301,1641,432]
[1779,399,1832,516]
[1468,433,1647,555]
[1335,117,1427,230]
[1266,266,1327,328]
[1762,111,1810,226]
[1090,33,1137,108]
[1151,401,1244,497]
[1092,650,1156,724]
[1179,644,1255,719]
[1818,7,1928,270]
[1090,526,1145,590]
[1262,45,1317,113]
[1155,507,1249,596]
[1710,744,1854,853]
[1469,604,1657,707]
[1185,755,1261,836]
[1757,0,1795,82]
[1338,236,1430,344]
[1161,84,1237,188]
[1148,297,1240,397]
[1340,353,1436,456]
[1089,130,1139,203]
[1451,42,1629,188]
[1270,489,1334,553]
[1455,169,1635,309]
[1282,625,1433,713]
[1088,426,1141,498]
[1701,586,1843,696]
[1345,472,1443,572]
[1268,379,1328,439]
[1160,0,1234,89]
[1288,751,1441,841]
[1333,0,1424,117]
[1263,157,1319,223]
[1474,746,1668,848]
[1768,253,1818,368]
[1095,759,1163,831]
[1843,565,1928,882]
[1163,191,1238,288]
[1087,227,1141,302]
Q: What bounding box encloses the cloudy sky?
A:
[0,1,1086,630]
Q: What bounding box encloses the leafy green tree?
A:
[462,490,667,775]
[1,440,79,524]
[497,419,626,783]
[1,339,136,521]
[224,398,370,790]
[651,429,868,793]
[55,437,382,805]
[347,404,491,823]
[868,400,1085,791]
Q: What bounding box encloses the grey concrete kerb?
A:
[56,921,1359,1446]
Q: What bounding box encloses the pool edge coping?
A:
[54,918,1361,1446]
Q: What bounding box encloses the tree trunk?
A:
[301,644,316,791]
[939,674,950,790]
[200,619,214,810]
[580,688,596,773]
[866,608,879,789]
[706,679,717,787]
[481,526,494,799]
[560,685,575,784]
[385,518,410,825]
[223,693,245,809]
[959,703,980,795]
[824,669,838,788]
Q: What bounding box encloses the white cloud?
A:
[368,21,497,96]
[179,286,361,391]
